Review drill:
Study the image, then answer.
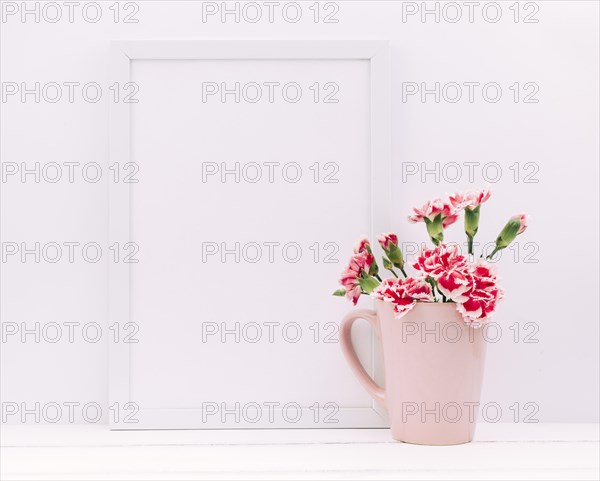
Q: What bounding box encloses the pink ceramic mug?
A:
[340,300,487,445]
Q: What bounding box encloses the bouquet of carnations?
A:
[333,189,528,326]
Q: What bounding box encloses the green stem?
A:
[374,274,383,282]
[400,267,408,278]
[487,247,500,260]
[426,278,438,302]
[468,236,474,256]
[388,269,399,278]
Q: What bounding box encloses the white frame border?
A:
[109,40,391,430]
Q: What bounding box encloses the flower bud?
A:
[488,213,529,259]
[378,233,404,269]
[387,243,404,269]
[496,215,527,249]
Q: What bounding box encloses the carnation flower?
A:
[413,244,470,300]
[335,248,381,305]
[489,213,530,259]
[403,277,434,301]
[408,198,458,228]
[455,261,504,325]
[377,233,398,250]
[377,232,405,275]
[449,189,492,255]
[333,190,526,329]
[372,277,432,317]
[351,236,380,277]
[354,236,371,254]
[338,251,375,305]
[449,189,491,210]
[408,198,458,245]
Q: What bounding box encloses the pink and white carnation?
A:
[333,189,526,328]
[413,244,470,300]
[449,189,491,210]
[339,251,375,305]
[372,277,433,317]
[455,261,504,325]
[354,236,371,254]
[377,232,398,250]
[408,198,458,228]
[403,277,435,301]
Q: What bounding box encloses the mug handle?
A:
[339,309,386,407]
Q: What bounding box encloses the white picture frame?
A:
[109,40,390,429]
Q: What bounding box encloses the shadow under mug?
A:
[340,300,487,445]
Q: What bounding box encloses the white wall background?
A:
[1,0,598,424]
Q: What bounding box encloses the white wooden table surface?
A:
[1,424,598,480]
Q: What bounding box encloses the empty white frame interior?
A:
[109,41,390,429]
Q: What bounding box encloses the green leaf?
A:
[332,289,346,297]
[358,276,380,294]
